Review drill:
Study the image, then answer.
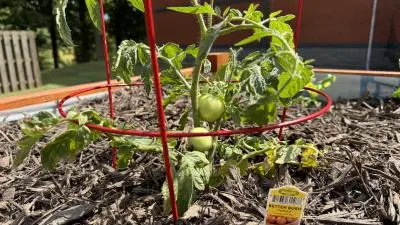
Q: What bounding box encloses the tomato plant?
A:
[14,0,324,217]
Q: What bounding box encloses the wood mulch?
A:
[0,86,399,225]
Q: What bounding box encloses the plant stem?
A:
[191,0,207,35]
[159,56,191,89]
[207,0,214,28]
[190,57,203,127]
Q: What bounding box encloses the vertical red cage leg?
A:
[278,0,304,140]
[98,0,117,169]
[143,0,179,221]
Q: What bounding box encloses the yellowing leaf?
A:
[301,146,319,168]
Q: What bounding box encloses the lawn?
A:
[0,61,114,98]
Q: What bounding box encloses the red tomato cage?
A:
[56,0,331,222]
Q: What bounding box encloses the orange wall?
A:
[153,1,400,46]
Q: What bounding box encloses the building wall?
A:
[153,0,400,46]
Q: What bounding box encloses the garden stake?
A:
[278,0,304,140]
[98,0,117,168]
[143,0,179,221]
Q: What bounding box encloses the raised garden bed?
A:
[1,86,399,225]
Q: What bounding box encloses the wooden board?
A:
[11,32,26,90]
[20,32,35,89]
[28,32,42,86]
[0,34,10,93]
[3,31,18,92]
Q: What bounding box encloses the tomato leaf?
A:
[275,145,301,165]
[242,88,277,125]
[127,0,144,12]
[392,87,400,98]
[235,30,272,46]
[167,3,215,15]
[244,4,263,23]
[53,0,74,46]
[14,112,60,168]
[278,65,313,99]
[176,167,195,216]
[243,65,267,95]
[41,128,98,170]
[162,168,178,214]
[185,44,199,58]
[85,0,101,31]
[301,145,319,168]
[14,135,41,168]
[181,151,209,169]
[113,40,152,93]
[116,147,132,169]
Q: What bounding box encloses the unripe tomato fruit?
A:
[266,215,277,224]
[188,127,213,152]
[198,94,225,122]
[276,217,287,225]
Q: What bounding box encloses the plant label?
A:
[265,185,308,225]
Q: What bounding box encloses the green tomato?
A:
[198,94,225,122]
[188,127,213,152]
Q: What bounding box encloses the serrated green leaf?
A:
[113,40,152,93]
[270,10,282,18]
[41,127,100,170]
[228,8,242,17]
[185,44,199,58]
[278,14,295,22]
[242,88,277,125]
[85,0,101,31]
[53,0,74,46]
[235,30,272,46]
[222,7,231,17]
[244,4,263,23]
[168,3,215,15]
[275,145,301,165]
[278,64,313,99]
[181,151,209,169]
[77,114,88,125]
[269,12,294,50]
[393,87,400,98]
[301,145,318,168]
[13,135,41,168]
[215,64,228,81]
[162,167,178,214]
[246,65,267,95]
[116,147,132,169]
[176,167,194,216]
[161,43,181,59]
[127,0,144,12]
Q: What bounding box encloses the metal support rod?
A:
[366,0,378,70]
[143,0,179,221]
[98,0,117,168]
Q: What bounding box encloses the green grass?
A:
[0,61,115,98]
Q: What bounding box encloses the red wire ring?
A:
[57,83,332,137]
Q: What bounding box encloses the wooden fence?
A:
[0,31,41,94]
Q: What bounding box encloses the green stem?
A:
[190,57,203,127]
[159,56,191,89]
[238,148,272,167]
[191,0,207,35]
[207,0,214,28]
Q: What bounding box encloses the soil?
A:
[0,86,399,225]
